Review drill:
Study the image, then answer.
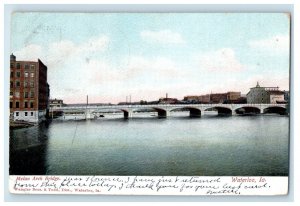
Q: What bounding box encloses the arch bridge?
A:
[51,103,288,119]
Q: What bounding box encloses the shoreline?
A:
[9,121,35,129]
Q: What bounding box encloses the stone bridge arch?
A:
[205,106,232,116]
[90,108,132,119]
[152,107,169,118]
[235,106,261,115]
[263,106,287,115]
[170,106,202,117]
[130,107,169,118]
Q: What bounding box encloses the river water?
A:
[9,112,289,176]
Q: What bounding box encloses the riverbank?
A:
[10,120,35,129]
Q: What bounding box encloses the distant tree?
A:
[140,100,147,105]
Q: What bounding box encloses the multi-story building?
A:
[226,92,241,101]
[246,82,285,104]
[10,54,50,122]
[183,95,201,103]
[210,93,228,103]
[49,98,64,108]
[198,94,210,103]
[184,92,241,104]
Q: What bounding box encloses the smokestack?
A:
[166,93,168,99]
[87,95,88,105]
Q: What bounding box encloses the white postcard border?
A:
[4,2,296,202]
[9,175,288,195]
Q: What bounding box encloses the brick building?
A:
[10,54,50,122]
[198,94,210,103]
[184,92,241,104]
[210,93,228,103]
[226,92,241,101]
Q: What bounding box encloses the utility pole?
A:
[86,95,88,120]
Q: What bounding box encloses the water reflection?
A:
[9,114,289,176]
[9,121,50,175]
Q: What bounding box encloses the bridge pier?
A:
[232,110,237,115]
[123,111,133,119]
[157,110,170,118]
[85,109,93,119]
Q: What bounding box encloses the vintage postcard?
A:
[9,13,290,195]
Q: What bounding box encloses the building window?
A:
[10,71,14,78]
[16,81,20,87]
[31,112,34,116]
[30,72,35,78]
[24,82,28,88]
[16,72,21,78]
[15,91,20,98]
[24,92,28,98]
[16,112,19,116]
[16,102,19,108]
[25,112,28,116]
[10,63,14,68]
[24,102,28,108]
[10,91,13,97]
[25,64,29,70]
[10,81,13,88]
[30,82,34,88]
[17,63,21,69]
[25,72,29,77]
[30,91,34,98]
[10,102,13,108]
[30,102,34,108]
[30,65,35,70]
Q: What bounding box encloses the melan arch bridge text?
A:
[51,103,288,119]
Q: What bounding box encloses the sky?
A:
[11,13,290,104]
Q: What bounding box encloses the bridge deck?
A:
[52,103,286,110]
